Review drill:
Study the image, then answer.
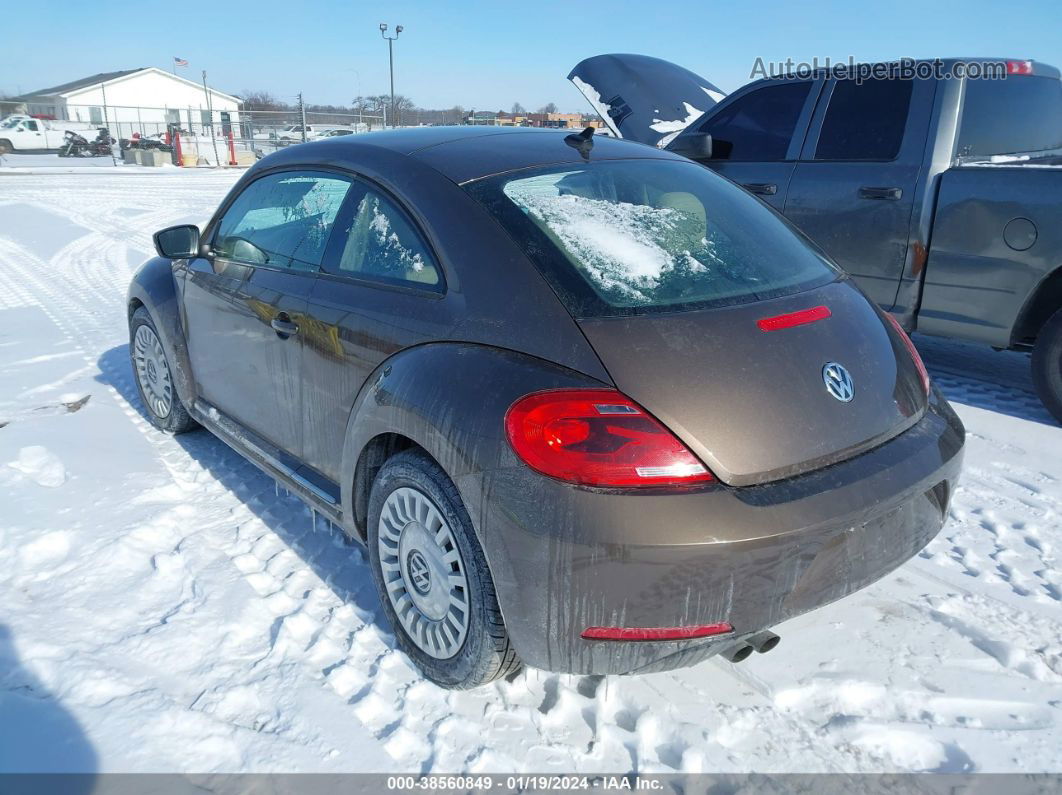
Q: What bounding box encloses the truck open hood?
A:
[567,53,726,147]
[577,280,928,487]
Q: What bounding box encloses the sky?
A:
[3,0,1062,111]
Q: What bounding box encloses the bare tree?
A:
[240,90,285,111]
[537,102,558,114]
[511,102,526,115]
[391,95,416,126]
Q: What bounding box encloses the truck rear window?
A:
[466,159,839,317]
[958,75,1062,158]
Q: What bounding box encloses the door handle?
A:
[742,182,777,196]
[859,186,902,200]
[271,313,299,338]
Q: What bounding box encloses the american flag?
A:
[173,57,188,67]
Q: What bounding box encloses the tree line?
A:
[239,90,569,126]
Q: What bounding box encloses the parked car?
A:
[319,128,355,137]
[275,124,329,142]
[0,115,97,153]
[570,55,1062,421]
[129,127,964,688]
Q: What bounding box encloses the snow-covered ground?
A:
[0,166,1060,775]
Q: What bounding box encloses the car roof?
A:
[276,126,686,184]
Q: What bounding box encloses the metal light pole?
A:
[379,23,403,128]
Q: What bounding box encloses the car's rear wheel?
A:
[367,449,521,689]
[129,307,197,434]
[1032,306,1062,424]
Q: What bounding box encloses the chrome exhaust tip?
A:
[747,630,781,654]
[720,642,754,663]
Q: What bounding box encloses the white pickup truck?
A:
[0,115,95,153]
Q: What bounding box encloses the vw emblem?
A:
[822,362,855,402]
[406,550,432,595]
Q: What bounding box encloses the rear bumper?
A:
[461,387,964,675]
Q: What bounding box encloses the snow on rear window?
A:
[503,173,713,303]
[484,160,839,314]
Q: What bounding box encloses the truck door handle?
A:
[743,182,777,196]
[271,313,299,338]
[859,186,902,200]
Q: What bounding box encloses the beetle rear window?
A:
[467,159,838,316]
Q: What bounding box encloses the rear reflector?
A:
[1007,60,1034,75]
[757,305,831,331]
[883,311,931,396]
[505,389,714,488]
[581,623,734,641]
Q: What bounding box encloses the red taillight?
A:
[582,623,733,641]
[883,312,930,396]
[757,305,831,332]
[504,389,714,488]
[1007,60,1034,75]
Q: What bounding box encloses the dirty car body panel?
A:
[129,127,964,676]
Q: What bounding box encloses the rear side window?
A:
[468,159,838,316]
[214,172,352,271]
[958,75,1062,157]
[815,79,913,160]
[331,188,441,289]
[699,81,811,161]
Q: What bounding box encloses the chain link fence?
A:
[59,104,387,166]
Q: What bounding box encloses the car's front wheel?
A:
[1032,306,1062,424]
[368,449,521,689]
[129,306,197,434]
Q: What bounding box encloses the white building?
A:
[15,67,241,137]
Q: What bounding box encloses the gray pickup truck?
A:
[569,55,1062,422]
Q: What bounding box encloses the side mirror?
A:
[668,132,713,161]
[153,224,200,259]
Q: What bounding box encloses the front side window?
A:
[332,188,441,288]
[957,75,1062,158]
[815,79,913,160]
[468,159,838,316]
[214,172,352,271]
[699,81,811,161]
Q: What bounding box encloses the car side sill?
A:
[191,398,345,528]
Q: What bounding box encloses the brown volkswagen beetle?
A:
[129,127,964,688]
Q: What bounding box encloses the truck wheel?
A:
[0,140,12,155]
[129,306,197,434]
[367,449,522,689]
[1032,306,1062,424]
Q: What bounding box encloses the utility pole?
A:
[100,81,116,166]
[202,70,220,166]
[379,23,403,128]
[297,92,307,142]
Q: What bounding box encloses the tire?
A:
[368,449,521,689]
[1032,306,1062,424]
[129,306,197,434]
[0,140,12,155]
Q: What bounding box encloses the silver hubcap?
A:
[378,487,470,659]
[133,324,173,419]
